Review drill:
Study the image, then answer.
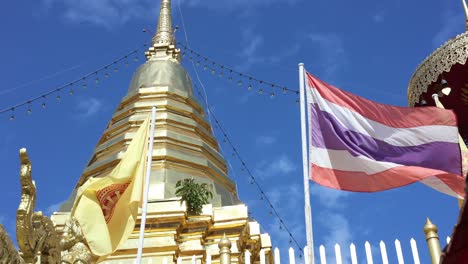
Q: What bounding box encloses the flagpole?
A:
[136,105,157,264]
[299,63,315,264]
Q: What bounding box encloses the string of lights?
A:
[143,27,299,101]
[179,42,299,99]
[0,43,147,120]
[192,83,304,257]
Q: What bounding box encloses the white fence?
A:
[124,236,451,264]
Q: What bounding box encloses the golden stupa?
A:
[0,0,273,263]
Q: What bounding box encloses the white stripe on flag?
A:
[311,146,401,174]
[307,85,459,146]
[420,176,461,198]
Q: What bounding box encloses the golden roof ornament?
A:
[145,0,181,62]
[407,0,468,107]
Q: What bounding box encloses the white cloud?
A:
[373,12,385,23]
[45,200,66,216]
[256,135,276,146]
[42,0,300,28]
[308,32,345,79]
[310,184,350,209]
[432,9,464,48]
[42,0,158,28]
[319,212,353,262]
[237,27,301,72]
[180,0,299,10]
[255,154,297,179]
[265,184,306,259]
[75,97,103,118]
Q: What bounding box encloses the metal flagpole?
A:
[136,105,157,263]
[299,63,315,264]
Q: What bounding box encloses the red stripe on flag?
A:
[311,164,465,197]
[306,72,457,128]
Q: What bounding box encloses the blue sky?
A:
[0,0,465,262]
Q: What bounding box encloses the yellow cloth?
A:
[72,116,150,256]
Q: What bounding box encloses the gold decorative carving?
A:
[0,224,24,264]
[408,31,468,106]
[60,218,96,264]
[16,148,61,264]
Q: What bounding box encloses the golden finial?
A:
[218,233,232,264]
[423,218,442,264]
[463,0,468,31]
[153,0,175,46]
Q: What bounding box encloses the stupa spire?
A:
[145,0,180,61]
[153,0,174,45]
[463,0,468,30]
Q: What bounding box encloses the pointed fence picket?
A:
[334,244,342,264]
[275,248,281,264]
[288,247,295,264]
[395,239,404,264]
[365,241,374,264]
[319,245,326,264]
[380,241,389,264]
[349,243,358,264]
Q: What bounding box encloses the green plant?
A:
[175,178,213,215]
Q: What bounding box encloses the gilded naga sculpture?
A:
[0,149,95,264]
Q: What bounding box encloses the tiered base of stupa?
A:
[52,200,272,263]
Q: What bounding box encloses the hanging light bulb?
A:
[41,96,46,109]
[196,60,200,66]
[237,80,243,86]
[219,71,223,78]
[211,68,216,75]
[95,77,100,84]
[26,102,32,114]
[114,67,118,72]
[70,89,74,96]
[203,65,208,71]
[56,94,61,102]
[440,79,452,96]
[125,60,129,66]
[283,87,287,94]
[296,99,300,104]
[82,83,87,89]
[259,89,264,95]
[269,210,273,216]
[270,92,275,99]
[247,84,253,91]
[250,177,254,184]
[134,56,139,62]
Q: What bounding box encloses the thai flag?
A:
[305,72,466,198]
